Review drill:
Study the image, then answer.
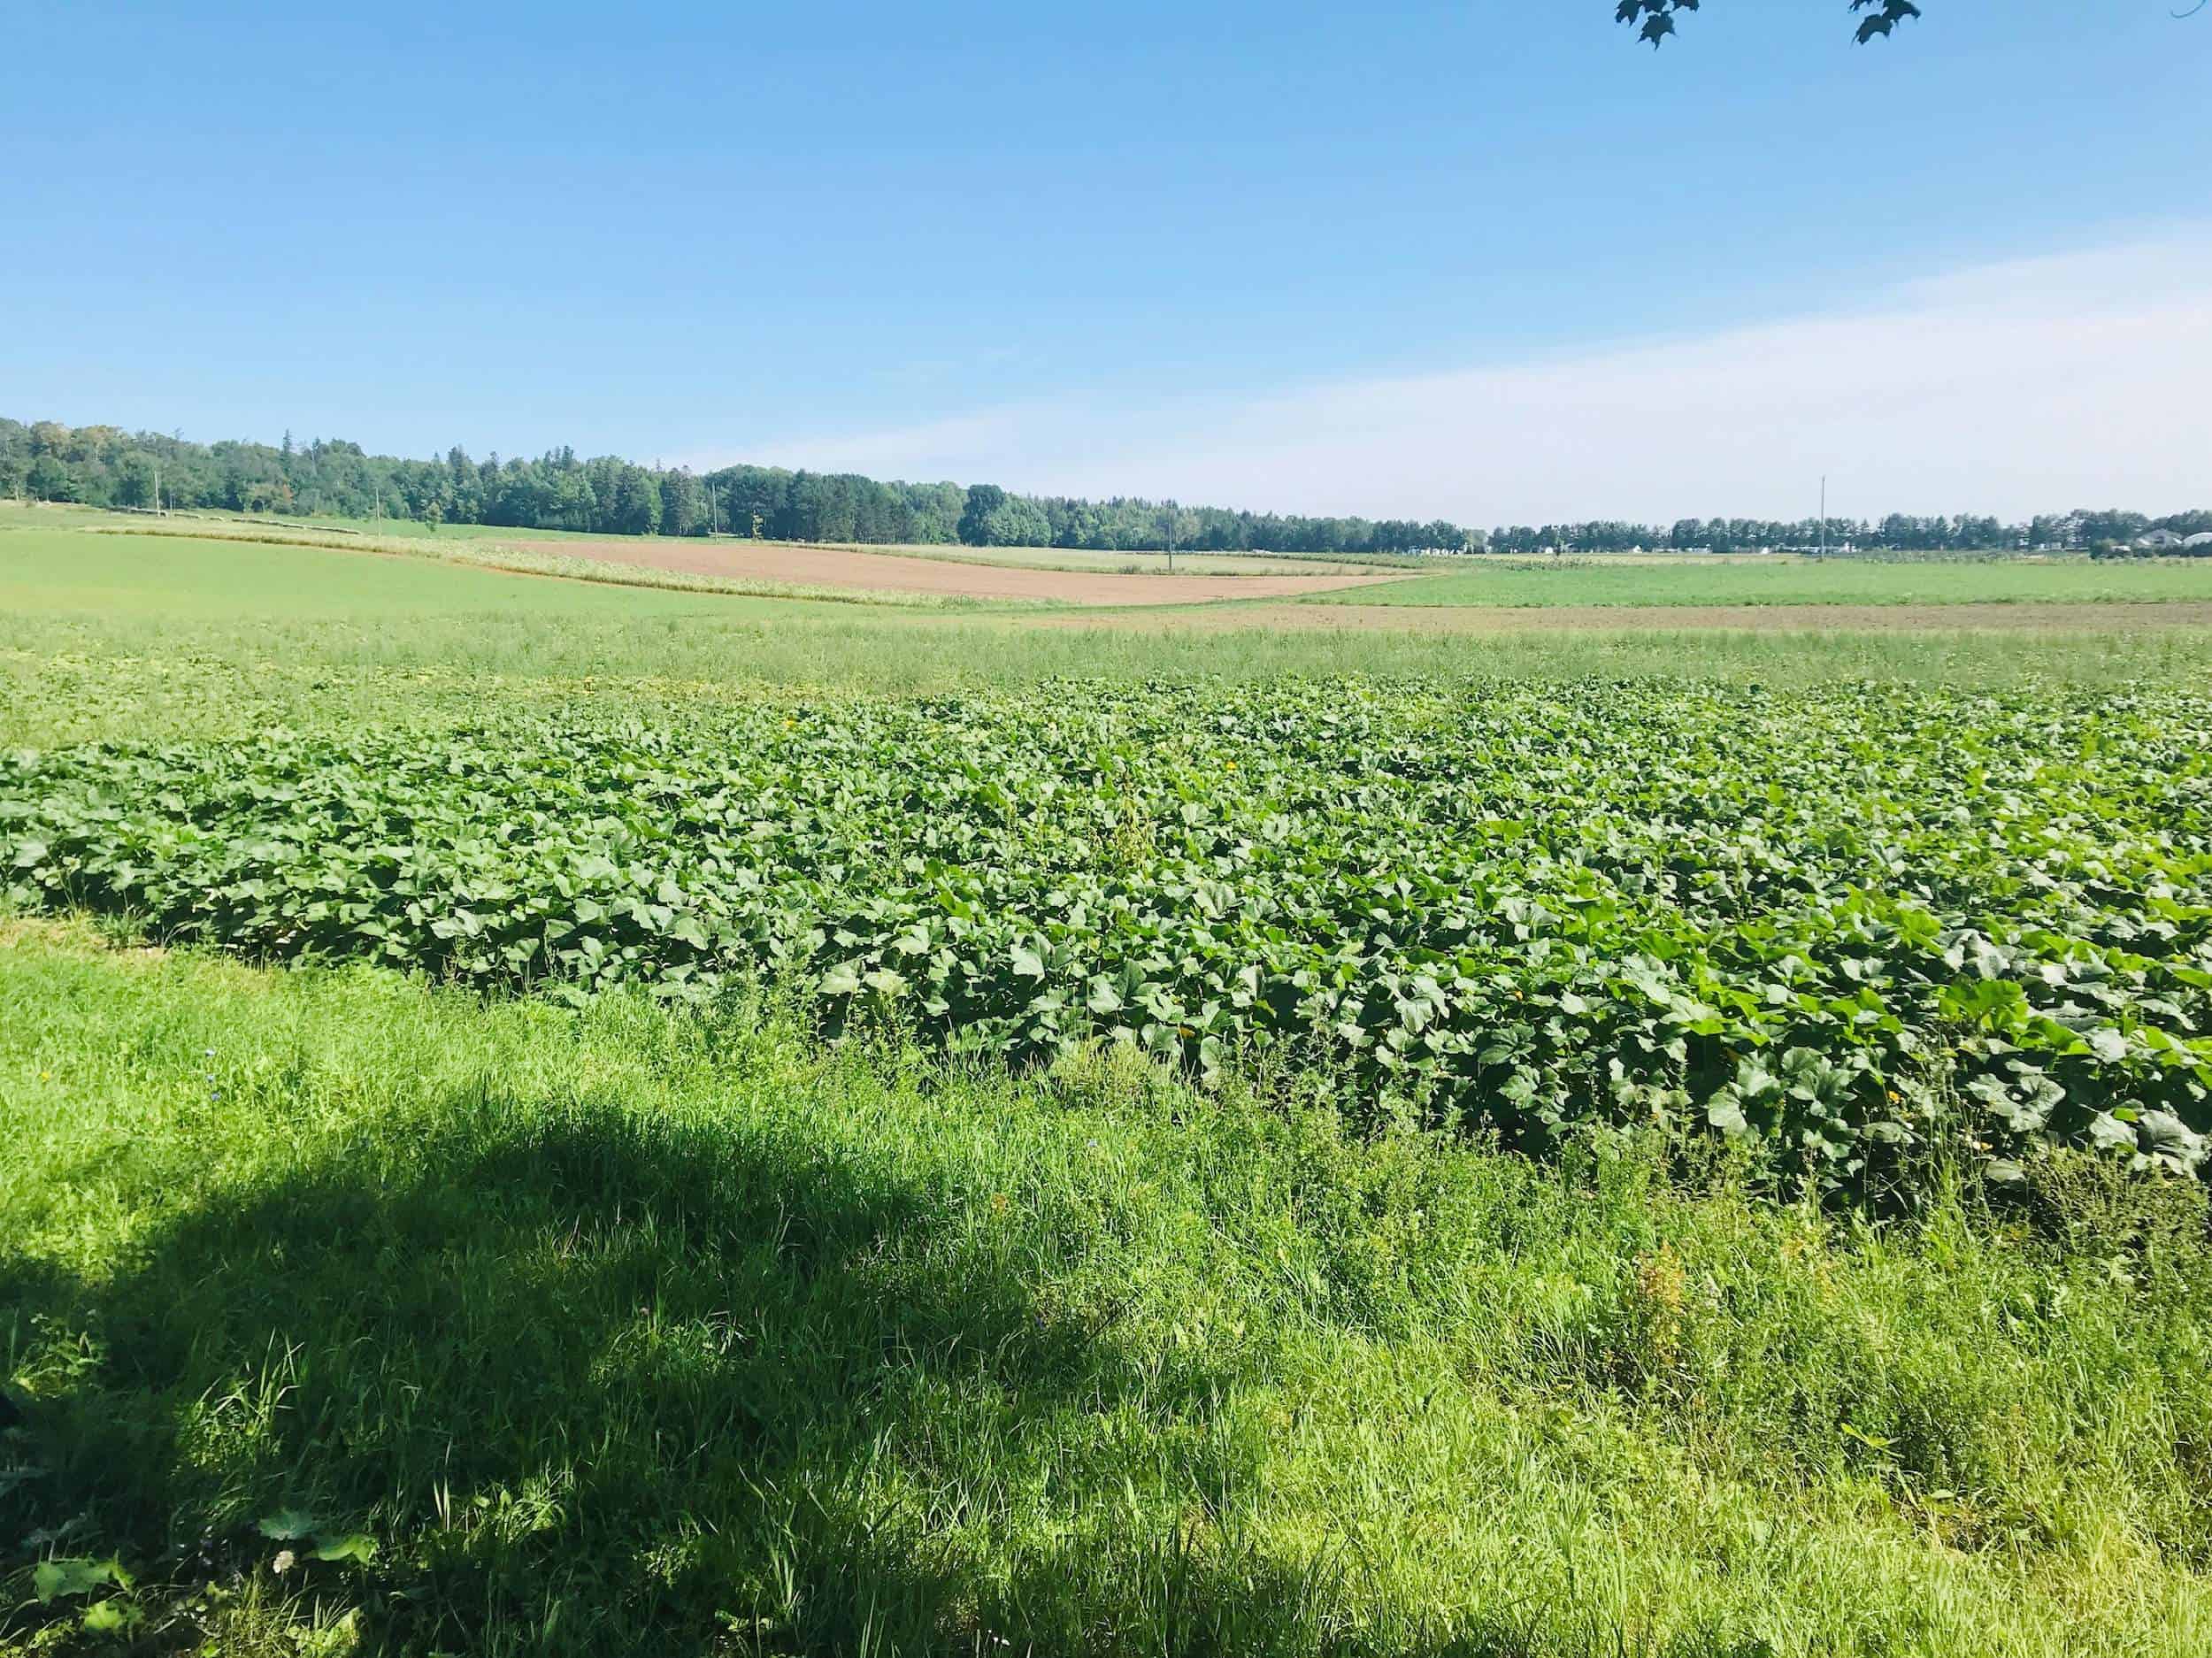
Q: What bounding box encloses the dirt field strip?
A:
[511,539,1411,605]
[811,540,1403,578]
[1015,600,2212,633]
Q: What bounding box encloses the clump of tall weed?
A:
[2009,1146,2209,1268]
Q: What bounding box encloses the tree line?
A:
[0,417,1473,557]
[1488,510,2212,555]
[4,416,2205,557]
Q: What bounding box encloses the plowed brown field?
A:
[511,539,1405,604]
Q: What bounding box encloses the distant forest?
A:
[4,416,2207,556]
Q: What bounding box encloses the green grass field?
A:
[10,520,2212,753]
[5,502,2212,1655]
[0,512,859,623]
[19,505,2212,612]
[5,927,2208,1657]
[1318,556,2212,608]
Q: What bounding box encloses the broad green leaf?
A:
[258,1508,321,1541]
[311,1532,379,1565]
[35,1558,132,1601]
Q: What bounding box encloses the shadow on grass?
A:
[0,1089,1345,1656]
[0,1084,1789,1658]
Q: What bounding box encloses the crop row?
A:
[4,679,2208,1195]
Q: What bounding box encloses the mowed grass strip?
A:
[3,928,2208,1656]
[1321,557,2212,609]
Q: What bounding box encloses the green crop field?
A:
[9,681,2209,1199]
[0,518,848,625]
[1317,556,2212,608]
[5,513,2212,1656]
[11,517,2212,753]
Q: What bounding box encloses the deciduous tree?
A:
[1616,2,1924,48]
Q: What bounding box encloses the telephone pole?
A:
[1818,475,1827,559]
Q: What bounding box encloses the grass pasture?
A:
[0,517,856,623]
[4,929,2209,1657]
[10,514,2212,747]
[16,502,2212,620]
[1318,555,2212,609]
[4,500,2212,1655]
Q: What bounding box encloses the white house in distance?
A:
[2136,527,2187,549]
[2186,532,2212,551]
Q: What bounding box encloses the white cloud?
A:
[703,230,2212,523]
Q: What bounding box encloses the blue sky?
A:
[6,1,2208,519]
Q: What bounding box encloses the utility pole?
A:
[1164,503,1176,574]
[153,457,161,516]
[1818,475,1827,559]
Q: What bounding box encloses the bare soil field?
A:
[1022,600,2212,633]
[511,539,1406,604]
[826,540,1405,577]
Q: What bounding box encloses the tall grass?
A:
[4,925,2208,1655]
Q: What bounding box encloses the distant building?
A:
[2185,532,2212,550]
[2136,528,2185,549]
